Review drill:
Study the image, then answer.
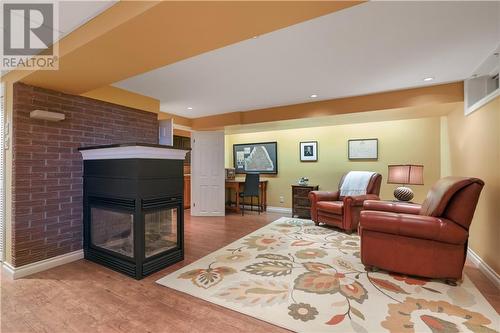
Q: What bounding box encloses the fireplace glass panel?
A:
[91,207,134,257]
[145,208,178,258]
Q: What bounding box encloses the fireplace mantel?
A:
[79,143,189,160]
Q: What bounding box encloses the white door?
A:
[191,131,225,216]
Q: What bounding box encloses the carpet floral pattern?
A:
[156,217,499,332]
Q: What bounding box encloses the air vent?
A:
[142,196,180,209]
[90,196,135,209]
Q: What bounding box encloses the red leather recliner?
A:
[359,176,484,283]
[309,172,382,233]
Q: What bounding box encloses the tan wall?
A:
[225,117,442,208]
[445,97,500,274]
[81,85,193,127]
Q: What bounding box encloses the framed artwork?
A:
[348,138,378,160]
[233,142,278,174]
[300,141,318,162]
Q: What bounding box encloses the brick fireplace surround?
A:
[11,83,158,267]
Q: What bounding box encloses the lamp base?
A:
[394,186,414,201]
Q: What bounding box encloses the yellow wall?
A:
[225,117,442,208]
[445,97,500,274]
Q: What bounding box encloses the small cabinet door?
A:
[184,176,191,209]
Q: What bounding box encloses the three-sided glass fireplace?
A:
[80,144,188,279]
[90,203,179,260]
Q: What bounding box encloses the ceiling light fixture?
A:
[310,94,318,98]
[187,107,193,110]
[423,77,434,82]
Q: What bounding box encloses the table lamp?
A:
[387,164,424,201]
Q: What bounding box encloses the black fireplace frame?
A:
[82,157,185,279]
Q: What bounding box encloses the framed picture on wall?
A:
[300,141,318,162]
[233,142,278,174]
[348,138,378,160]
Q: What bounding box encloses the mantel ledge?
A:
[79,145,188,160]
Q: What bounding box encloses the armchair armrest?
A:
[309,191,339,203]
[363,200,421,215]
[359,211,467,245]
[309,191,339,222]
[343,194,380,207]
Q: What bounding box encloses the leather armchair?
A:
[309,172,382,233]
[359,177,484,283]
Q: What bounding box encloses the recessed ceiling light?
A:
[187,107,193,110]
[252,36,258,39]
[423,77,434,82]
[310,94,318,98]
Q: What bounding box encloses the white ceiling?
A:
[114,1,500,118]
[57,1,117,41]
[0,1,116,75]
[0,1,116,44]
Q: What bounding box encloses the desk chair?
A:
[239,173,260,216]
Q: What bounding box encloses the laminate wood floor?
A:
[2,212,498,333]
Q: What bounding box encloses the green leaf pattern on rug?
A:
[256,253,290,261]
[215,280,290,306]
[242,261,293,277]
[178,265,236,289]
[295,248,328,259]
[350,306,365,320]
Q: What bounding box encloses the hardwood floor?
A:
[2,212,499,333]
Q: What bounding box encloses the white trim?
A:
[0,82,4,262]
[79,146,188,160]
[465,88,499,115]
[2,250,83,280]
[229,205,292,215]
[266,206,292,215]
[467,247,500,289]
[173,124,193,132]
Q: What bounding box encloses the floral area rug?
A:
[156,217,499,333]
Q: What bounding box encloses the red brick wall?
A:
[12,83,158,267]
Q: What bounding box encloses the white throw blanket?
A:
[340,171,376,196]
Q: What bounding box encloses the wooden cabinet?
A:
[292,184,319,218]
[173,135,191,165]
[184,175,191,209]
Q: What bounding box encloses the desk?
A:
[225,179,268,213]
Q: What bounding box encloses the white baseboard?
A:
[467,247,500,289]
[2,250,83,280]
[233,204,292,215]
[266,206,292,215]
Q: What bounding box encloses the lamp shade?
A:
[387,165,424,185]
